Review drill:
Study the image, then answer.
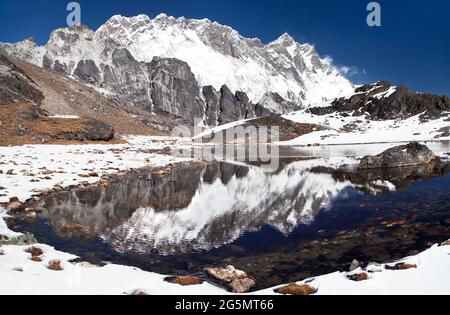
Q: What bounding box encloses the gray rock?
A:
[349,259,360,272]
[359,142,437,170]
[61,118,114,141]
[219,85,243,125]
[74,60,101,84]
[255,92,301,116]
[309,81,450,121]
[203,86,221,127]
[148,57,205,123]
[204,265,256,293]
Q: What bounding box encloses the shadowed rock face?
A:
[0,54,44,105]
[203,85,296,127]
[148,57,205,122]
[309,81,450,121]
[60,118,114,142]
[359,142,437,169]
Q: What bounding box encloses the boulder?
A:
[204,265,256,293]
[274,284,317,296]
[164,276,203,286]
[61,118,114,142]
[6,200,25,212]
[348,273,369,282]
[385,263,417,271]
[359,142,437,169]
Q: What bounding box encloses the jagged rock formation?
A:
[1,13,354,125]
[94,14,353,105]
[309,81,450,121]
[0,54,176,135]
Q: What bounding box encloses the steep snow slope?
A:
[96,14,354,105]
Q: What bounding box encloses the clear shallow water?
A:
[16,151,450,290]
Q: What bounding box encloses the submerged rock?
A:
[204,265,256,293]
[359,142,437,169]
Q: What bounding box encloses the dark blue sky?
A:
[1,0,449,96]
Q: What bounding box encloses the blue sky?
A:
[0,0,449,96]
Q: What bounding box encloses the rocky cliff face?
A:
[95,14,354,105]
[1,13,354,126]
[309,81,450,121]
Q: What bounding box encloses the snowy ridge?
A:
[1,13,354,107]
[95,13,354,105]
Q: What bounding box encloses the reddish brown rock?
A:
[25,246,43,257]
[275,284,318,296]
[47,260,63,271]
[348,273,369,282]
[6,200,25,212]
[385,263,417,270]
[164,276,203,286]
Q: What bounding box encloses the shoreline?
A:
[1,137,450,295]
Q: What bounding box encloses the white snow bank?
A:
[0,136,191,203]
[0,243,225,295]
[282,110,450,146]
[258,243,450,295]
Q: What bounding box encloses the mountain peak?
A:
[271,33,296,46]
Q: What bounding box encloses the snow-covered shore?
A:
[1,136,450,295]
[0,136,191,204]
[1,214,449,295]
[281,110,450,146]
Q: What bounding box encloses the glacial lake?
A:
[16,142,450,290]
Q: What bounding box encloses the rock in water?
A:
[204,265,256,293]
[359,142,437,170]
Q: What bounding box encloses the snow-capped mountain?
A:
[0,13,353,125]
[95,14,354,105]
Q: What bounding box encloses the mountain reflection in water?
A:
[20,158,450,290]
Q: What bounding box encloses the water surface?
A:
[16,145,450,290]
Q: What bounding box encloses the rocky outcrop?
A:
[255,92,301,116]
[0,54,44,105]
[204,85,299,126]
[359,142,437,169]
[148,57,204,123]
[61,118,114,142]
[309,81,450,121]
